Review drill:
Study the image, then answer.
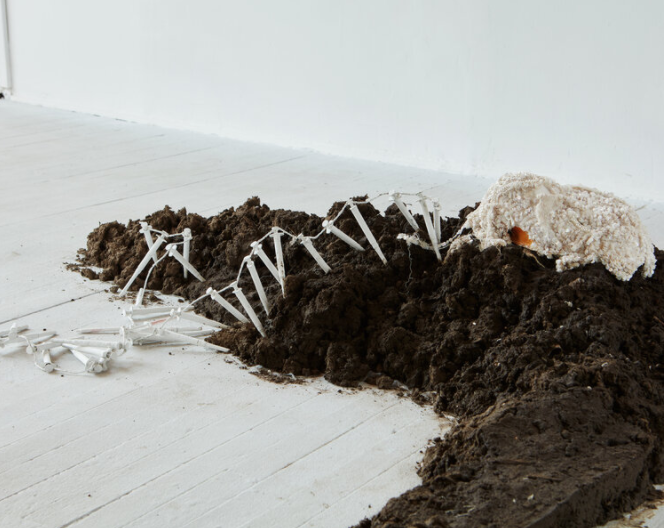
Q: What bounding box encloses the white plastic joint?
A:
[389,191,419,231]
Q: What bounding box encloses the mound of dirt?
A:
[78,197,664,528]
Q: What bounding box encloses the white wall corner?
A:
[0,0,11,92]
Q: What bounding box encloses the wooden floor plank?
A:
[0,363,255,499]
[179,409,442,528]
[295,452,426,528]
[18,389,324,525]
[66,392,434,528]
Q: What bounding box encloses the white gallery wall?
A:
[4,0,664,202]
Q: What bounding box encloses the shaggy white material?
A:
[461,173,656,281]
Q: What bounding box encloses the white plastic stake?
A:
[78,328,122,335]
[207,287,250,324]
[124,306,193,316]
[2,331,56,350]
[35,340,68,353]
[175,309,228,329]
[121,234,166,296]
[0,324,28,338]
[140,222,159,264]
[20,331,57,344]
[322,220,364,252]
[432,199,441,245]
[65,345,113,361]
[41,350,55,373]
[389,191,419,231]
[271,228,286,292]
[167,244,205,282]
[182,228,192,279]
[63,339,124,351]
[349,204,387,264]
[124,327,166,346]
[232,283,266,337]
[251,242,282,286]
[7,323,19,340]
[246,258,270,315]
[126,311,172,322]
[136,324,206,335]
[156,328,229,352]
[43,345,68,358]
[419,197,441,260]
[299,236,331,273]
[135,287,145,306]
[175,328,216,337]
[69,347,105,373]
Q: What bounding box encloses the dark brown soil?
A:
[77,197,664,528]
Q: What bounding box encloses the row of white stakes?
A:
[132,192,448,339]
[0,192,448,374]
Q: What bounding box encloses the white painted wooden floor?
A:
[1,101,662,528]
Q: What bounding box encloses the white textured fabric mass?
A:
[459,173,656,281]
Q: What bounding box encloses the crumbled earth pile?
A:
[79,198,664,528]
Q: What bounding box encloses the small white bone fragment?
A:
[207,287,250,323]
[232,283,266,337]
[121,234,166,295]
[299,236,331,273]
[251,242,282,286]
[271,228,286,293]
[182,228,192,279]
[419,197,441,261]
[140,222,159,264]
[389,191,419,231]
[349,204,387,264]
[322,220,364,252]
[246,258,270,315]
[167,244,205,282]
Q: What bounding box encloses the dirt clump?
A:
[78,197,664,528]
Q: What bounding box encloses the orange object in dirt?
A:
[510,226,533,247]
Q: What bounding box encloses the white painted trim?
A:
[0,0,11,92]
